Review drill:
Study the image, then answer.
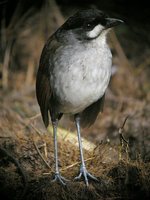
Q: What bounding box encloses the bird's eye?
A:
[87,23,92,28]
[86,23,94,30]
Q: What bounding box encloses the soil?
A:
[0,88,150,200]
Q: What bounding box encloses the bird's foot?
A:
[51,172,69,185]
[74,165,98,186]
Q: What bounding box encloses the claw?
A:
[52,172,69,185]
[74,165,98,186]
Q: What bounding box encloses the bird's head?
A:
[58,9,123,42]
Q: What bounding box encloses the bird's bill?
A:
[105,18,124,28]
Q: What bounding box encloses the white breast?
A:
[51,33,112,114]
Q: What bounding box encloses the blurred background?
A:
[0,0,150,161]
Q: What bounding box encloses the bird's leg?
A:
[74,114,98,186]
[51,120,68,185]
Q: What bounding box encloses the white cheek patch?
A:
[87,24,104,39]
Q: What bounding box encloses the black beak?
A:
[105,18,124,28]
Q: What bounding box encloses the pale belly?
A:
[51,43,112,114]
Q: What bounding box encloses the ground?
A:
[0,80,150,199]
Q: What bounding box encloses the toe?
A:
[57,176,66,185]
[74,172,82,180]
[51,173,68,185]
[74,166,98,185]
[87,172,98,181]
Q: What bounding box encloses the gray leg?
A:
[51,120,68,185]
[74,115,98,186]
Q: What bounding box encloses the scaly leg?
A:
[74,114,98,186]
[51,120,68,185]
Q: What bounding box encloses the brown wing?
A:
[80,93,105,128]
[36,35,60,127]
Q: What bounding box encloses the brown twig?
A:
[15,111,44,137]
[28,113,41,121]
[30,123,43,136]
[38,143,48,159]
[43,157,95,175]
[118,116,129,162]
[119,115,129,143]
[33,141,51,170]
[61,157,95,171]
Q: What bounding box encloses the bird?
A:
[36,9,123,186]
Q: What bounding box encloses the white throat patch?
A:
[87,24,104,39]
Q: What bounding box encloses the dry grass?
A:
[0,86,150,199]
